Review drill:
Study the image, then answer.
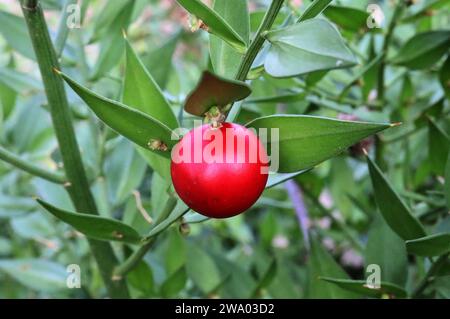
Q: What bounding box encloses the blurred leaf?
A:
[0,194,36,219]
[165,229,186,275]
[123,39,178,129]
[210,0,249,78]
[0,68,42,92]
[401,0,450,23]
[184,71,251,116]
[251,259,277,297]
[186,243,222,294]
[320,277,407,298]
[160,266,187,298]
[0,80,16,120]
[298,0,332,22]
[91,0,130,41]
[323,6,370,32]
[10,212,55,240]
[391,31,450,69]
[266,170,310,188]
[446,151,450,209]
[175,0,247,53]
[265,19,357,77]
[365,216,408,286]
[0,259,66,292]
[246,91,306,104]
[127,260,154,297]
[406,233,450,257]
[137,149,171,180]
[429,118,450,176]
[0,11,35,60]
[367,156,426,240]
[307,237,359,298]
[246,115,390,173]
[440,55,450,100]
[61,72,176,156]
[37,199,142,244]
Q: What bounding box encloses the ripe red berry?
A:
[171,122,269,219]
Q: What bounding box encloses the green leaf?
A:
[320,277,407,299]
[401,0,450,24]
[251,259,277,297]
[298,0,332,22]
[127,260,154,297]
[440,55,450,100]
[37,199,142,244]
[161,266,187,298]
[365,216,408,286]
[323,5,370,32]
[60,72,176,156]
[210,0,249,78]
[446,151,450,209]
[307,236,359,298]
[367,156,426,240]
[265,19,357,77]
[184,71,251,116]
[391,31,450,70]
[0,11,35,60]
[123,38,178,129]
[266,170,310,189]
[429,118,450,176]
[186,243,222,294]
[406,233,450,257]
[175,0,246,53]
[246,115,391,173]
[0,259,67,292]
[0,67,42,92]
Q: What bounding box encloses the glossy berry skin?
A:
[171,122,269,219]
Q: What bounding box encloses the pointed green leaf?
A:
[161,266,187,298]
[406,233,450,257]
[251,259,277,297]
[367,156,426,240]
[123,39,178,129]
[0,259,67,292]
[37,199,142,244]
[265,19,357,77]
[184,71,251,116]
[186,243,222,294]
[320,277,407,299]
[127,260,154,297]
[60,72,176,156]
[391,31,450,69]
[323,6,370,32]
[210,0,249,78]
[429,119,450,176]
[308,237,359,298]
[175,0,246,53]
[298,0,332,22]
[246,115,391,173]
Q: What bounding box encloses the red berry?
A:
[171,122,269,219]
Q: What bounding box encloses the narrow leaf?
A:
[367,156,426,240]
[246,115,391,173]
[391,31,450,69]
[440,55,450,100]
[320,277,407,299]
[37,199,142,244]
[60,72,176,156]
[265,19,357,77]
[186,243,222,294]
[123,38,178,129]
[176,0,246,52]
[298,0,332,22]
[406,233,450,257]
[323,6,370,32]
[429,118,450,176]
[266,170,310,189]
[184,71,251,116]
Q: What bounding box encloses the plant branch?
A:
[0,146,66,184]
[21,0,129,298]
[227,0,285,122]
[377,1,405,104]
[411,253,449,298]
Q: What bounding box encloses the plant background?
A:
[0,0,449,298]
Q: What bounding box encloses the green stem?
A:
[227,0,285,122]
[113,197,178,278]
[21,0,129,298]
[377,1,404,104]
[0,146,66,184]
[411,253,449,298]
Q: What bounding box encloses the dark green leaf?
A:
[123,38,178,129]
[175,0,246,53]
[127,260,154,297]
[323,5,370,32]
[440,55,450,100]
[251,259,277,297]
[265,19,357,77]
[210,0,249,78]
[37,199,142,244]
[0,259,67,292]
[320,277,407,298]
[184,71,251,116]
[428,118,450,176]
[367,156,426,240]
[446,151,450,209]
[406,233,450,257]
[391,31,450,69]
[186,243,222,294]
[246,115,391,173]
[161,266,187,298]
[60,72,176,156]
[298,0,332,22]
